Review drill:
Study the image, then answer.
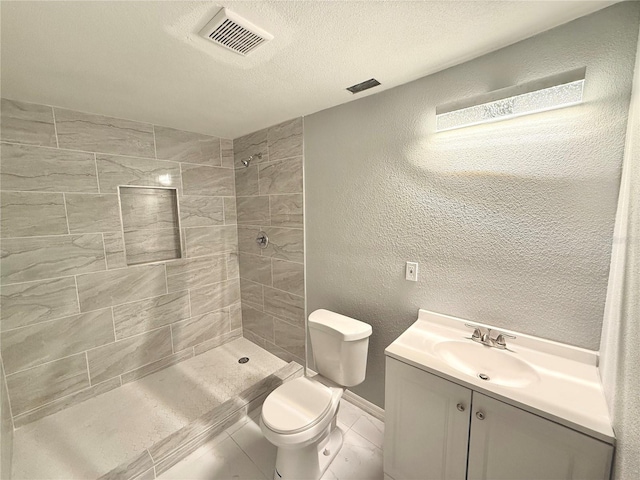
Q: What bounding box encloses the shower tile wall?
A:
[233,118,305,365]
[0,98,241,427]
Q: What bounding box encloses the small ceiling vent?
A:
[199,8,273,56]
[347,78,381,94]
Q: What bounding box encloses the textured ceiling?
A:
[0,1,616,138]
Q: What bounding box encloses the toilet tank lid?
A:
[308,309,372,341]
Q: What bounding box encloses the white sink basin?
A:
[433,340,539,388]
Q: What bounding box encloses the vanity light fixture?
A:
[435,67,585,132]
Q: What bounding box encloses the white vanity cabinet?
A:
[384,357,614,480]
[384,357,472,480]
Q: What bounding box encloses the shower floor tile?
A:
[11,337,286,480]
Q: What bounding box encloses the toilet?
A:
[260,309,373,480]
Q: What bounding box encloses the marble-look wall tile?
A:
[1,308,115,374]
[87,327,172,383]
[1,192,68,237]
[102,232,127,269]
[263,227,304,263]
[170,310,230,352]
[270,194,303,228]
[96,155,181,193]
[113,291,190,339]
[258,157,303,195]
[242,304,274,342]
[54,108,155,158]
[194,328,242,355]
[181,164,235,197]
[272,259,305,296]
[120,349,193,385]
[165,255,227,292]
[0,234,105,285]
[0,98,56,147]
[237,225,263,255]
[223,197,237,225]
[274,318,305,359]
[240,278,264,309]
[263,340,304,366]
[233,129,268,169]
[12,377,120,428]
[239,253,272,285]
[220,138,235,169]
[76,264,167,311]
[120,187,179,230]
[189,280,240,316]
[263,287,304,327]
[234,166,259,196]
[124,228,181,265]
[267,118,303,162]
[241,329,266,349]
[185,225,237,257]
[0,277,79,331]
[229,303,242,331]
[65,193,121,233]
[0,143,98,193]
[179,196,224,227]
[236,196,270,225]
[6,353,90,416]
[154,125,221,165]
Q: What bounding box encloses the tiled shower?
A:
[0,98,306,453]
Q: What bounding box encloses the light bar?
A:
[436,68,586,132]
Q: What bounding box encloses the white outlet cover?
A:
[406,262,419,282]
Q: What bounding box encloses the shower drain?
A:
[238,357,250,364]
[477,373,490,381]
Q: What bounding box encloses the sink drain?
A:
[238,357,249,364]
[478,373,490,381]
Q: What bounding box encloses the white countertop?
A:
[384,309,614,444]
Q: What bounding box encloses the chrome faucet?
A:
[464,323,516,350]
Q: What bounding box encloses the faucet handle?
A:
[494,332,516,349]
[464,323,483,340]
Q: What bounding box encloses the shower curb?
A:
[98,361,303,480]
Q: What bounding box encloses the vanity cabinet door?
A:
[384,357,472,480]
[467,393,613,480]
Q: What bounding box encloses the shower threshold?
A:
[11,337,302,480]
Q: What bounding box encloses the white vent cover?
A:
[199,8,273,56]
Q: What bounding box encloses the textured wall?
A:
[233,119,306,365]
[304,2,640,407]
[0,99,241,426]
[599,21,640,480]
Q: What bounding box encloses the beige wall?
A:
[600,20,640,480]
[304,2,640,407]
[233,119,306,365]
[0,99,241,427]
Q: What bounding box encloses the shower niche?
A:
[118,186,182,265]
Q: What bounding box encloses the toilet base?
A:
[273,426,344,480]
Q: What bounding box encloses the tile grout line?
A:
[61,192,71,234]
[111,306,118,341]
[93,153,101,193]
[85,351,92,386]
[51,106,60,148]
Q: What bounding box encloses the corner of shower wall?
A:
[232,117,306,366]
[1,356,14,480]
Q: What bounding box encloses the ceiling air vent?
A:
[199,8,273,56]
[347,78,381,94]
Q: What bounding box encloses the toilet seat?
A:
[262,377,333,434]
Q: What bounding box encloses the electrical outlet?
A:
[406,262,419,281]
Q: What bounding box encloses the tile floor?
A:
[158,398,384,480]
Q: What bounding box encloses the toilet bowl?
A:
[260,309,372,480]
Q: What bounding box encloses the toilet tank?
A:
[309,309,372,387]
